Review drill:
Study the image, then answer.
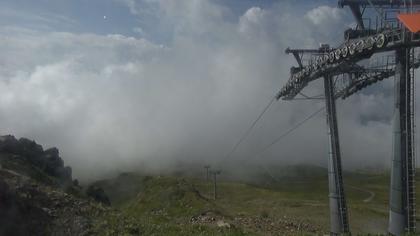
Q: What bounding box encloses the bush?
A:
[86,185,111,206]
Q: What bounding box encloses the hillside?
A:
[0,135,140,236]
[90,166,409,235]
[91,173,322,235]
[2,135,420,235]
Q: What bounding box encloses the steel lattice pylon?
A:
[276,1,420,235]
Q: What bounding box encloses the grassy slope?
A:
[98,175,248,235]
[91,165,420,235]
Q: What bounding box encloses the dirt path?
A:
[348,185,375,203]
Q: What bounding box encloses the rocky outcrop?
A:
[0,166,106,236]
[0,135,141,236]
[0,135,72,183]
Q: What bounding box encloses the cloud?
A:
[0,6,77,31]
[305,6,345,26]
[133,27,144,35]
[0,1,403,180]
[305,6,350,43]
[238,7,266,35]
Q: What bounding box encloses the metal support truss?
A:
[348,3,365,30]
[389,47,416,235]
[285,46,332,69]
[324,75,350,235]
[276,2,420,234]
[277,30,420,101]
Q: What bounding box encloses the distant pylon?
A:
[210,170,221,200]
[204,165,210,181]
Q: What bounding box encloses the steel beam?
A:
[277,29,420,100]
[324,75,350,235]
[348,3,365,29]
[389,47,416,235]
[285,47,332,68]
[285,47,330,54]
[339,0,420,7]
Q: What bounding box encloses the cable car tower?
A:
[276,1,420,235]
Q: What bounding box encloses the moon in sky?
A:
[103,16,107,20]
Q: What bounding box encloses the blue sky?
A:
[0,0,340,43]
[0,0,137,35]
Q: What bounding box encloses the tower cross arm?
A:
[338,0,420,7]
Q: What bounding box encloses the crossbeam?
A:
[338,0,420,7]
[337,56,420,99]
[277,30,420,100]
[285,46,332,68]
